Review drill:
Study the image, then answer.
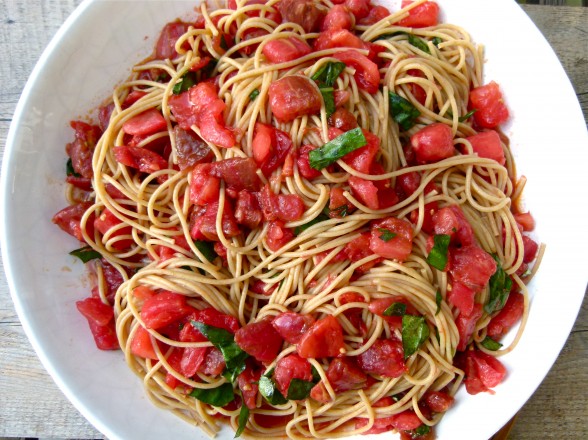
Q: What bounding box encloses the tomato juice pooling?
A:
[52,0,541,438]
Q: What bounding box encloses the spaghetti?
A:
[53,0,543,438]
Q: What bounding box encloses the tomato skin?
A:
[190,307,240,334]
[274,354,313,396]
[180,346,208,378]
[131,326,158,359]
[263,36,311,63]
[450,245,497,291]
[235,190,263,229]
[94,208,134,251]
[209,157,261,192]
[463,349,506,394]
[522,235,539,263]
[326,357,367,392]
[190,164,220,206]
[52,202,93,242]
[369,217,414,262]
[410,123,455,164]
[173,126,213,170]
[348,176,379,210]
[447,281,475,317]
[487,291,524,339]
[314,28,364,52]
[277,0,325,33]
[189,82,236,148]
[199,347,226,376]
[272,312,316,344]
[465,130,505,165]
[455,303,483,351]
[113,145,168,174]
[269,76,322,123]
[297,316,344,358]
[155,21,190,60]
[423,390,454,413]
[469,81,510,129]
[344,0,369,20]
[359,5,390,25]
[266,220,295,251]
[87,320,119,351]
[297,144,322,180]
[332,50,380,94]
[514,212,535,232]
[189,200,240,241]
[321,5,354,31]
[252,123,293,176]
[140,291,194,330]
[235,318,284,363]
[397,0,439,28]
[66,121,102,179]
[122,108,167,136]
[76,297,114,326]
[328,108,358,132]
[432,205,475,247]
[357,338,407,378]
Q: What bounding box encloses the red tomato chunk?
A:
[397,0,439,28]
[357,338,407,378]
[463,349,506,394]
[140,291,194,330]
[113,145,168,174]
[369,217,414,261]
[297,316,344,358]
[277,0,325,33]
[469,81,510,129]
[487,291,524,339]
[326,357,367,392]
[263,36,311,63]
[272,312,316,344]
[274,354,313,396]
[269,76,322,123]
[465,130,505,165]
[235,318,284,362]
[449,245,496,291]
[66,121,102,179]
[332,50,380,94]
[76,297,114,326]
[122,108,167,136]
[410,123,455,164]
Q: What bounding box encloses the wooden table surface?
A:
[1,2,587,439]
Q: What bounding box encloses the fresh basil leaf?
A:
[407,424,431,438]
[173,71,198,95]
[249,89,260,101]
[311,365,321,383]
[66,158,81,177]
[371,31,406,42]
[432,37,443,47]
[383,302,407,317]
[402,315,430,358]
[155,72,171,83]
[286,378,315,400]
[235,403,249,438]
[312,62,346,87]
[309,128,367,170]
[389,92,420,131]
[480,336,503,351]
[378,228,397,242]
[258,375,288,405]
[435,290,442,316]
[69,246,101,263]
[294,213,330,235]
[330,204,348,217]
[426,234,451,270]
[190,321,249,382]
[484,255,513,314]
[458,109,477,122]
[319,87,336,117]
[189,383,235,406]
[194,240,217,262]
[408,34,430,54]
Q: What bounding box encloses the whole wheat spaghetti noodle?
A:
[53,0,543,438]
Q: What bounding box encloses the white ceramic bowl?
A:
[2,1,587,439]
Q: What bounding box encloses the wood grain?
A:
[0,3,586,439]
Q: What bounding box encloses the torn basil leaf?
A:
[286,378,315,400]
[480,336,503,351]
[249,89,260,101]
[408,34,430,54]
[258,375,288,405]
[69,246,101,263]
[458,109,477,122]
[432,37,443,47]
[330,204,348,217]
[235,403,249,438]
[312,62,346,87]
[484,255,513,314]
[389,92,420,131]
[426,234,451,271]
[189,383,235,406]
[402,315,430,358]
[173,71,198,95]
[309,128,367,170]
[383,302,407,317]
[294,213,330,235]
[66,158,81,177]
[194,240,217,263]
[378,228,397,242]
[319,86,336,117]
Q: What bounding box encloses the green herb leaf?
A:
[309,128,367,170]
[407,424,431,438]
[155,72,171,83]
[426,234,451,271]
[194,240,217,263]
[311,365,321,383]
[330,204,348,217]
[458,109,477,122]
[235,403,249,438]
[66,158,81,177]
[190,321,249,382]
[435,290,442,315]
[432,37,443,47]
[312,62,346,87]
[480,336,503,351]
[173,71,198,95]
[69,246,101,263]
[286,378,315,400]
[189,383,235,406]
[389,92,421,131]
[258,375,288,405]
[371,31,406,42]
[249,89,260,101]
[402,315,430,358]
[383,302,407,317]
[294,213,330,235]
[408,34,430,54]
[378,228,397,242]
[319,87,336,117]
[484,255,513,314]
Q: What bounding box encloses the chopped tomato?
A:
[173,126,212,170]
[332,50,380,94]
[396,170,421,198]
[122,108,167,136]
[66,121,102,179]
[310,381,331,403]
[235,318,284,362]
[514,212,535,232]
[190,307,240,334]
[168,91,197,130]
[274,354,313,396]
[263,36,311,63]
[314,28,364,52]
[297,144,322,180]
[469,81,510,129]
[235,190,263,229]
[189,200,240,241]
[66,176,93,191]
[329,187,356,218]
[357,338,407,377]
[447,282,475,317]
[342,130,380,174]
[423,390,454,413]
[343,232,381,273]
[463,349,506,394]
[410,123,454,164]
[238,364,262,409]
[397,0,439,28]
[131,326,158,359]
[269,76,322,123]
[189,82,236,148]
[98,258,127,304]
[249,279,278,296]
[450,245,496,291]
[258,184,305,222]
[140,291,194,330]
[209,157,261,192]
[487,291,524,339]
[52,202,93,242]
[455,303,483,351]
[368,296,415,330]
[113,145,168,174]
[465,130,505,165]
[344,0,369,20]
[252,123,293,176]
[211,32,233,56]
[348,176,379,209]
[94,208,134,250]
[180,346,208,378]
[326,357,367,392]
[359,5,390,25]
[328,108,358,131]
[277,0,325,33]
[369,217,414,261]
[266,220,295,251]
[87,320,119,351]
[339,292,367,336]
[432,205,475,247]
[272,312,316,344]
[522,235,539,263]
[155,21,190,60]
[321,5,354,31]
[76,297,114,327]
[297,316,344,358]
[199,347,226,376]
[190,164,220,206]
